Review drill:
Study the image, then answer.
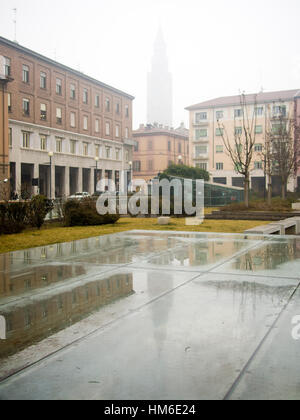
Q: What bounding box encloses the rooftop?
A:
[0,36,135,100]
[186,89,300,111]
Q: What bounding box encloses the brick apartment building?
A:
[133,123,189,182]
[186,89,300,194]
[0,36,135,199]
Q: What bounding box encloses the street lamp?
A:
[48,151,53,199]
[128,161,133,193]
[94,156,99,193]
[178,155,183,165]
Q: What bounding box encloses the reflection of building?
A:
[133,123,189,182]
[186,89,300,194]
[0,36,135,199]
[0,272,134,358]
[0,72,10,186]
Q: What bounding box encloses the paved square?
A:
[0,230,299,400]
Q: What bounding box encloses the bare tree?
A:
[217,93,257,207]
[263,112,300,200]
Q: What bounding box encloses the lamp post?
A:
[94,156,99,193]
[178,155,183,165]
[128,161,132,193]
[48,151,53,199]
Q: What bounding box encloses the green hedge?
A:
[64,198,120,227]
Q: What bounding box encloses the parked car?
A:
[69,192,91,200]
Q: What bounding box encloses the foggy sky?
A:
[0,0,300,129]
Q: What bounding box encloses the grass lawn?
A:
[0,216,270,254]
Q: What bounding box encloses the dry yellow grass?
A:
[0,217,270,254]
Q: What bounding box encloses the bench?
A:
[243,224,282,235]
[244,217,300,235]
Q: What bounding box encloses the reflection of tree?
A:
[234,242,299,271]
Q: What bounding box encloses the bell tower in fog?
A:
[147,27,173,127]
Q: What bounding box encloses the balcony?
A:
[193,137,209,143]
[193,155,209,161]
[193,120,209,127]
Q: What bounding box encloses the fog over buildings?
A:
[0,0,300,129]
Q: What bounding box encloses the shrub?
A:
[64,198,119,227]
[0,202,29,234]
[27,195,54,229]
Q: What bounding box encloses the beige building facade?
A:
[186,89,300,194]
[132,123,189,182]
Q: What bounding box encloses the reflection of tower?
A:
[147,27,173,126]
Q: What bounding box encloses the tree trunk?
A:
[244,176,250,208]
[267,183,272,206]
[281,181,286,200]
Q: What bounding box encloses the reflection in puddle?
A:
[0,272,134,359]
[232,242,300,272]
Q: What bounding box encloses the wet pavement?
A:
[0,230,299,400]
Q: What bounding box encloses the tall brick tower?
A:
[147,27,173,127]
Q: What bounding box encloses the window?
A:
[178,143,182,153]
[105,147,111,159]
[8,93,12,112]
[40,103,47,121]
[105,98,110,112]
[254,161,263,170]
[255,107,263,116]
[83,88,88,104]
[9,128,12,147]
[216,162,224,171]
[70,84,76,99]
[115,125,120,138]
[105,122,110,135]
[40,72,46,89]
[273,105,286,117]
[196,162,207,171]
[56,78,62,95]
[234,109,243,118]
[83,116,88,130]
[70,112,76,127]
[4,57,11,76]
[22,132,30,148]
[216,111,223,120]
[23,99,30,116]
[235,144,243,153]
[95,145,100,157]
[133,161,141,172]
[22,65,29,83]
[215,128,223,136]
[148,141,153,151]
[195,145,207,157]
[125,128,129,139]
[125,105,129,118]
[70,140,76,154]
[95,95,100,108]
[134,141,139,152]
[255,125,263,134]
[148,160,153,171]
[235,127,242,135]
[56,138,62,153]
[195,112,207,122]
[195,129,207,139]
[116,103,120,114]
[83,142,89,156]
[95,119,100,133]
[56,108,62,124]
[216,145,223,153]
[125,151,129,162]
[272,123,286,135]
[254,144,262,152]
[168,141,171,151]
[40,135,47,151]
[116,148,120,160]
[234,163,242,172]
